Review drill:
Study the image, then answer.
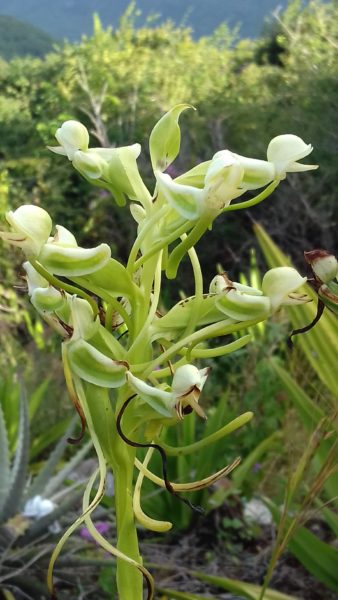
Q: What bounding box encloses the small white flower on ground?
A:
[23,495,56,519]
[243,498,273,526]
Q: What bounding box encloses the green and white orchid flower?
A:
[267,134,318,180]
[127,364,210,421]
[0,205,52,258]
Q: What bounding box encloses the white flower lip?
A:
[1,205,52,258]
[262,266,307,311]
[267,134,318,179]
[171,364,210,397]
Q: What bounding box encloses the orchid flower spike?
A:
[0,205,52,258]
[127,364,210,421]
[267,134,318,180]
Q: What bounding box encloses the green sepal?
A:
[106,144,151,207]
[72,258,136,299]
[31,287,66,312]
[67,339,128,388]
[151,294,224,340]
[174,160,211,187]
[149,104,195,172]
[39,243,111,276]
[216,290,271,321]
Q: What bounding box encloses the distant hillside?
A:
[0,0,293,41]
[0,15,54,60]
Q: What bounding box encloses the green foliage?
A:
[255,222,338,401]
[0,375,92,597]
[0,2,337,283]
[0,15,54,60]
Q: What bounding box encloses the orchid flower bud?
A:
[39,226,111,276]
[304,250,338,283]
[261,266,308,312]
[23,261,65,312]
[68,296,99,341]
[0,205,52,258]
[267,134,318,180]
[49,120,89,160]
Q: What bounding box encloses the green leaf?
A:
[1,384,30,520]
[29,417,70,460]
[0,401,10,520]
[28,378,50,420]
[25,417,76,501]
[207,431,280,511]
[149,104,194,172]
[255,223,338,401]
[269,503,338,593]
[156,590,210,600]
[191,572,299,600]
[44,439,92,497]
[269,359,338,500]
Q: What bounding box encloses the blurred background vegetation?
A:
[0,1,337,598]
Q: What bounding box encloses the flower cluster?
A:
[0,105,316,600]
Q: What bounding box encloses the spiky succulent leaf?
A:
[0,402,11,521]
[1,385,30,521]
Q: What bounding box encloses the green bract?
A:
[149,104,194,172]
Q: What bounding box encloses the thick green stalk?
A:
[85,385,143,599]
[112,438,143,600]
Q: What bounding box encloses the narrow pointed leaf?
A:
[1,384,30,520]
[25,417,76,501]
[0,402,10,520]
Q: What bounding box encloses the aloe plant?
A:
[0,381,92,597]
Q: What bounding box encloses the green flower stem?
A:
[127,252,163,362]
[127,205,169,274]
[223,180,279,212]
[132,220,192,273]
[86,384,143,599]
[156,412,253,456]
[180,241,204,352]
[138,317,262,377]
[30,259,99,316]
[111,440,143,600]
[165,216,213,279]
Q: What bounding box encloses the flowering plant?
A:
[0,106,317,599]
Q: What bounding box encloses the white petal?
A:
[172,364,207,396]
[156,171,203,220]
[262,267,307,311]
[55,120,89,160]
